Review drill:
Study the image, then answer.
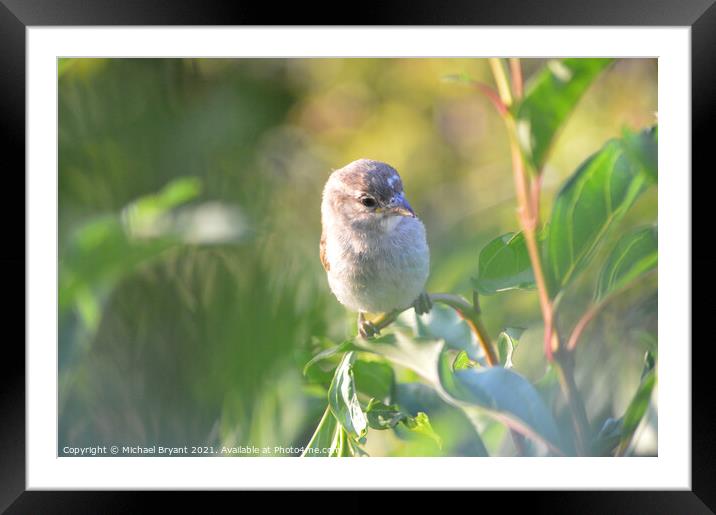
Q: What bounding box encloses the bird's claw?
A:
[358,313,380,339]
[413,292,432,315]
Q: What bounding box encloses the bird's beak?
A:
[387,193,416,218]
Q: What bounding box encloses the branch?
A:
[489,58,589,454]
[488,58,513,107]
[509,58,524,100]
[367,293,498,367]
[567,269,658,351]
[554,351,591,455]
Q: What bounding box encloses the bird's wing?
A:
[319,229,330,272]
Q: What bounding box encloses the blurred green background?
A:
[58,58,657,456]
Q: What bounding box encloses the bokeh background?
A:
[59,58,657,456]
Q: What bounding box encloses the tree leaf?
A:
[396,304,481,360]
[452,350,477,371]
[302,339,358,377]
[301,406,341,457]
[352,332,443,385]
[595,226,657,302]
[617,365,656,455]
[474,232,535,295]
[514,58,613,172]
[404,412,443,449]
[393,382,489,457]
[437,348,563,452]
[327,352,368,441]
[496,327,524,368]
[365,398,408,429]
[365,399,443,449]
[60,177,204,316]
[593,417,623,456]
[345,435,370,457]
[352,333,561,452]
[544,138,649,292]
[353,359,395,402]
[622,125,658,183]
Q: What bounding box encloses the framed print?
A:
[2,0,712,512]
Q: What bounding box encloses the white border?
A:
[28,27,690,489]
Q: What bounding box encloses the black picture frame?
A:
[1,1,710,512]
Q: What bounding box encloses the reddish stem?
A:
[567,303,600,351]
[472,82,508,117]
[509,58,524,99]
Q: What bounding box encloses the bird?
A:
[320,159,431,338]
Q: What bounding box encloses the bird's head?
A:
[322,159,416,232]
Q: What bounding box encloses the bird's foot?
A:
[413,291,432,315]
[358,312,380,339]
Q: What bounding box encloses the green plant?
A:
[302,58,657,457]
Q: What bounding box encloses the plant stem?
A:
[554,351,590,455]
[488,59,558,359]
[500,87,556,360]
[488,58,513,107]
[471,81,508,116]
[431,294,498,367]
[567,303,600,351]
[490,57,589,454]
[567,269,657,351]
[509,58,523,99]
[367,293,498,367]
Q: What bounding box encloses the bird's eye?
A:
[360,197,377,208]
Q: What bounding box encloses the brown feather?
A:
[319,229,330,271]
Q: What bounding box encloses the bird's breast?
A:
[324,217,430,313]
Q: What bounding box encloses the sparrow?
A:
[320,159,431,338]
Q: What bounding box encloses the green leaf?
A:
[353,359,395,402]
[327,352,368,441]
[474,232,535,295]
[393,383,448,415]
[352,332,560,452]
[514,58,613,172]
[397,304,481,360]
[544,138,649,292]
[452,350,477,371]
[641,350,656,380]
[302,339,357,377]
[345,435,370,457]
[631,331,658,362]
[365,399,442,449]
[594,352,656,456]
[352,332,443,385]
[59,216,176,315]
[404,412,443,449]
[496,327,524,368]
[593,417,623,455]
[365,398,409,429]
[617,365,656,455]
[437,348,563,452]
[301,406,341,457]
[622,126,658,183]
[60,177,204,318]
[595,226,657,302]
[393,383,489,457]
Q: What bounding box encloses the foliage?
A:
[514,58,613,173]
[302,58,657,457]
[473,232,535,295]
[58,58,657,457]
[543,134,651,293]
